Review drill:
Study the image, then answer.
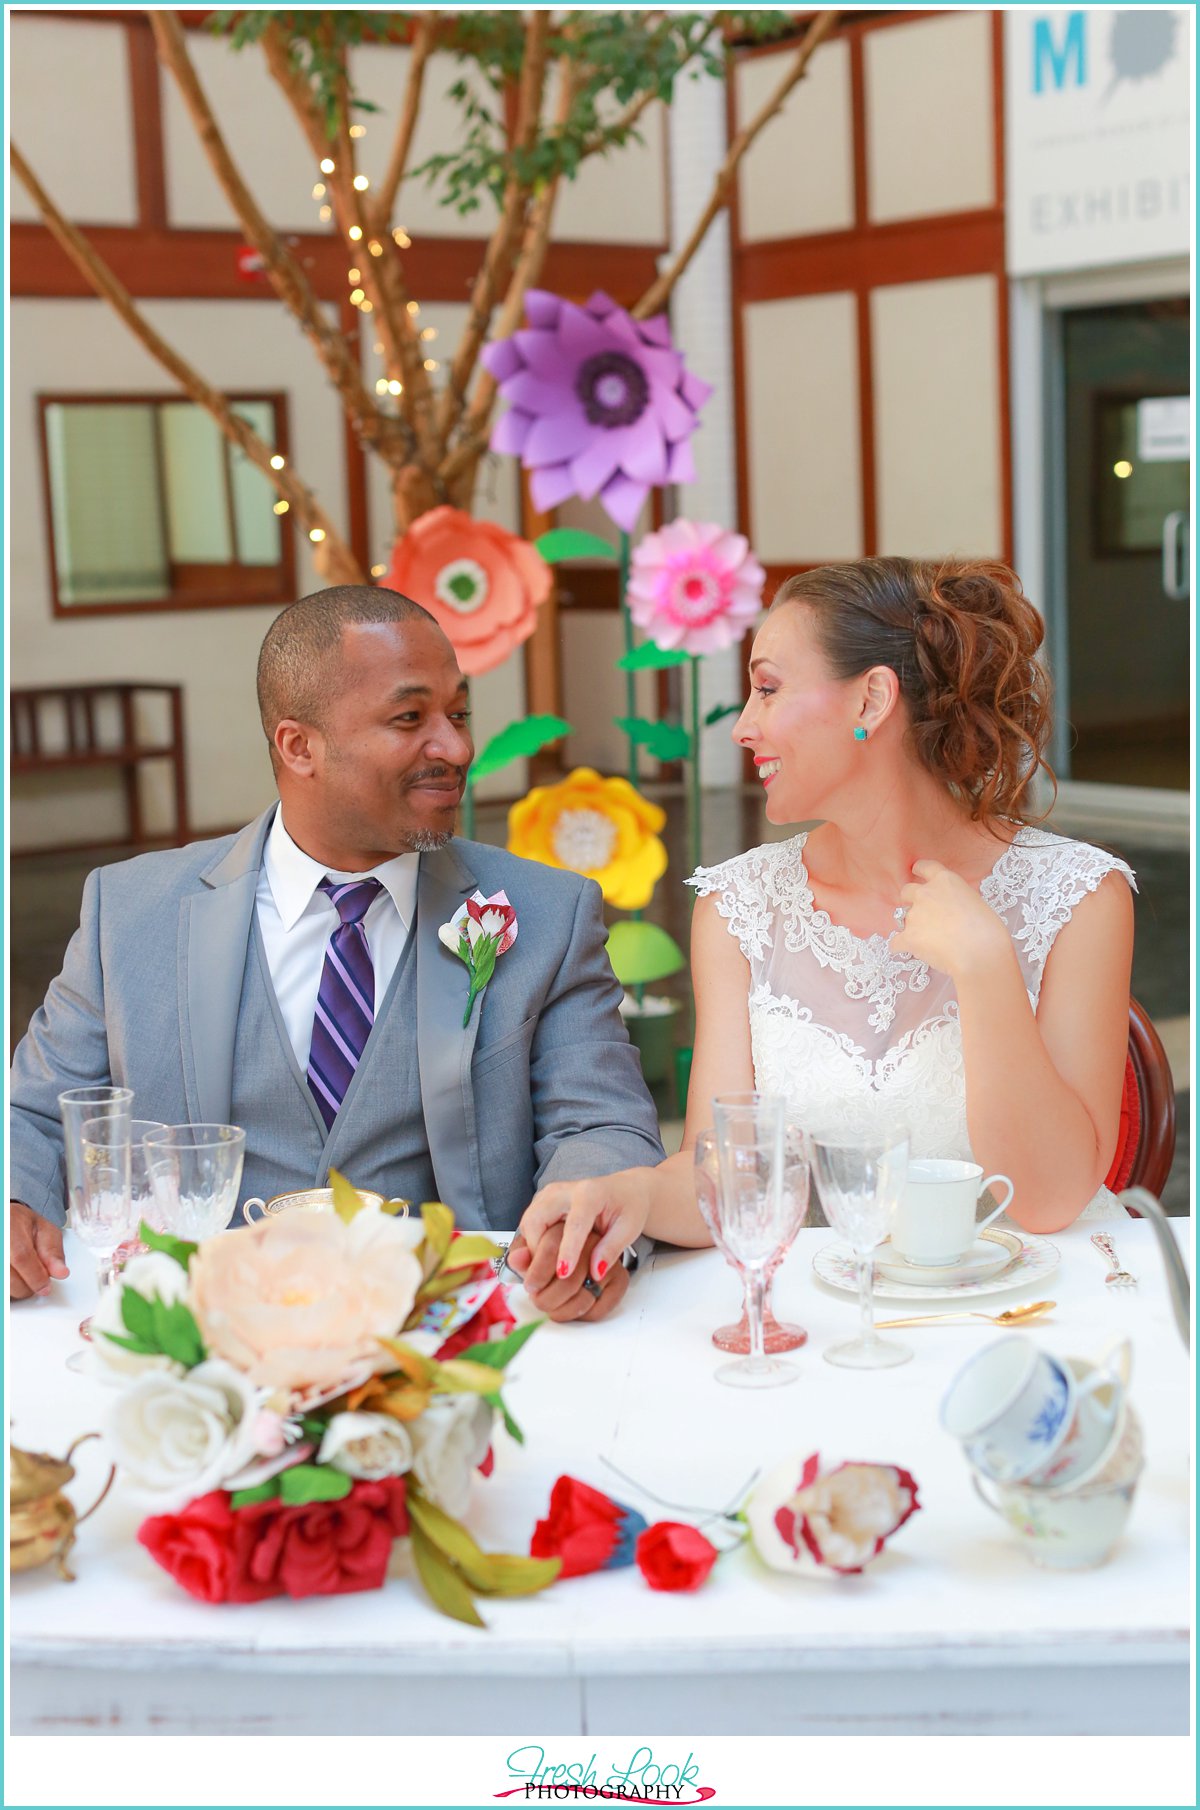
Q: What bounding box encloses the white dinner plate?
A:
[873,1230,1018,1287]
[812,1227,1060,1301]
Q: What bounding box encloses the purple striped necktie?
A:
[306,876,383,1132]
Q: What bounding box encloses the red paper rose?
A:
[434,1274,517,1362]
[532,1475,648,1579]
[635,1521,719,1592]
[139,1479,410,1604]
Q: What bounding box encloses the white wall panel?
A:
[865,14,994,224]
[736,40,855,242]
[743,292,863,563]
[10,18,138,225]
[871,274,1002,557]
[10,299,348,845]
[553,90,667,246]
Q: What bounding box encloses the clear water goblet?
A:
[65,1114,137,1371]
[710,1093,809,1388]
[810,1121,912,1370]
[143,1124,247,1242]
[694,1127,809,1353]
[58,1085,133,1225]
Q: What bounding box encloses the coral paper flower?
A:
[380,506,552,677]
[507,767,667,911]
[531,1476,649,1579]
[635,1521,720,1592]
[747,1452,920,1577]
[628,519,766,656]
[481,290,712,533]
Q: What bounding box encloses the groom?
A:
[9,587,664,1317]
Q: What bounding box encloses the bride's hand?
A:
[891,859,1011,983]
[511,1170,653,1293]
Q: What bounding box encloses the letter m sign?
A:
[1033,13,1087,93]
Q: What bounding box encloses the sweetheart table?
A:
[9,1217,1190,1737]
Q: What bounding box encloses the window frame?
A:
[37,389,297,618]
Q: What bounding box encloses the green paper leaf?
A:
[613,716,692,762]
[533,528,617,564]
[409,1523,486,1627]
[616,642,690,672]
[456,1317,542,1373]
[606,919,686,987]
[407,1491,560,1598]
[101,1330,159,1357]
[329,1166,369,1225]
[151,1298,206,1368]
[230,1481,280,1509]
[472,714,572,782]
[119,1285,157,1346]
[420,1201,455,1271]
[704,702,743,726]
[278,1463,354,1505]
[136,1221,198,1270]
[484,1389,525,1445]
[439,1233,504,1271]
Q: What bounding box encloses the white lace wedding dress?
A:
[688,826,1136,1226]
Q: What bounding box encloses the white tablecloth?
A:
[9,1217,1191,1736]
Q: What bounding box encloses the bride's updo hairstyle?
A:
[773,556,1055,824]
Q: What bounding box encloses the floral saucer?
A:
[873,1230,1019,1288]
[813,1227,1060,1301]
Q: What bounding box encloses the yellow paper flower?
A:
[507,767,667,910]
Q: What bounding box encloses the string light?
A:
[375,377,390,395]
[309,528,326,543]
[269,453,286,470]
[319,205,332,222]
[353,174,370,192]
[373,341,385,355]
[312,183,326,200]
[359,299,374,312]
[387,379,403,396]
[273,500,289,515]
[320,158,335,175]
[348,267,361,282]
[350,124,367,140]
[420,326,437,341]
[393,228,411,249]
[348,225,363,241]
[406,300,420,316]
[349,287,365,305]
[368,239,383,257]
[370,563,386,576]
[423,358,439,371]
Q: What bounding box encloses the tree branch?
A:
[11,141,363,584]
[150,11,412,474]
[371,10,437,233]
[436,10,551,442]
[632,10,838,319]
[576,17,719,163]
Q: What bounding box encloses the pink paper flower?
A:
[747,1452,920,1577]
[481,290,711,533]
[627,519,765,656]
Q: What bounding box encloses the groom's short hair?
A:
[257,585,437,760]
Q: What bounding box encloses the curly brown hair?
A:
[773,556,1056,824]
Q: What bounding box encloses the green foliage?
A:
[455,1317,542,1373]
[103,1285,206,1367]
[617,643,690,672]
[704,702,743,726]
[606,919,686,988]
[279,1463,354,1505]
[534,528,617,564]
[472,715,572,781]
[136,1221,198,1271]
[614,715,692,762]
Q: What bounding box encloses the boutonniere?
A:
[438,890,518,1028]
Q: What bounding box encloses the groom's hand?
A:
[507,1224,629,1323]
[10,1201,69,1300]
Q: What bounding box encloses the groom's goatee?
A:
[408,828,455,853]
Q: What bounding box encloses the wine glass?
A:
[810,1121,911,1370]
[143,1124,247,1241]
[113,1120,171,1257]
[694,1128,809,1353]
[58,1085,133,1225]
[65,1114,137,1370]
[710,1093,808,1388]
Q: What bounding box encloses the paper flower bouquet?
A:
[90,1177,557,1623]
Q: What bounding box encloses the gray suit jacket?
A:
[9,811,665,1230]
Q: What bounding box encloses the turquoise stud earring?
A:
[853,726,868,742]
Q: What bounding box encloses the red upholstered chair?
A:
[1105,999,1177,1206]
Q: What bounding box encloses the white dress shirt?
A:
[255,807,419,1070]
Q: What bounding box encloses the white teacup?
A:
[971,1467,1142,1569]
[891,1158,1014,1268]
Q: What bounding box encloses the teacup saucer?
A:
[874,1228,1023,1287]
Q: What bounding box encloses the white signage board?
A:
[1137,396,1191,461]
[1005,9,1192,275]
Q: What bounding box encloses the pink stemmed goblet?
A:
[694,1128,808,1352]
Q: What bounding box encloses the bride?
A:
[509,556,1136,1308]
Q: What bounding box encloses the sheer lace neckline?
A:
[795,824,1023,952]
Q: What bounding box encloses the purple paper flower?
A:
[481,290,712,534]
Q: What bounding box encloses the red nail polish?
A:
[596,1259,608,1279]
[557,1260,569,1279]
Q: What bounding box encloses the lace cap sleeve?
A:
[686,840,798,966]
[986,830,1138,990]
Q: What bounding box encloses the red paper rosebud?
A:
[531,1475,648,1579]
[635,1520,719,1592]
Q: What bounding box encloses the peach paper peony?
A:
[380,506,552,677]
[187,1206,424,1402]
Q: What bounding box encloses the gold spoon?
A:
[874,1299,1056,1330]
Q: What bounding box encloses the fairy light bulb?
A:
[320,158,335,175]
[406,300,420,317]
[375,377,389,395]
[312,183,326,200]
[368,239,383,257]
[349,287,365,305]
[393,228,411,249]
[370,563,386,577]
[349,124,367,140]
[269,453,286,470]
[353,174,369,192]
[423,358,439,372]
[273,500,289,515]
[420,326,437,341]
[373,341,385,355]
[348,267,361,282]
[359,299,373,312]
[348,225,363,242]
[309,528,326,543]
[319,205,332,222]
[387,379,403,396]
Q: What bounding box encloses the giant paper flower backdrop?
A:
[481,291,712,534]
[507,767,667,910]
[380,506,552,677]
[628,519,766,656]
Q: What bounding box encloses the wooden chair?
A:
[1105,998,1177,1205]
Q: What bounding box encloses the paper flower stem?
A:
[688,654,702,878]
[618,529,637,789]
[461,775,476,841]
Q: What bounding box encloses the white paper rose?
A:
[107,1358,264,1510]
[88,1252,191,1385]
[408,1396,493,1517]
[318,1411,414,1481]
[747,1452,920,1577]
